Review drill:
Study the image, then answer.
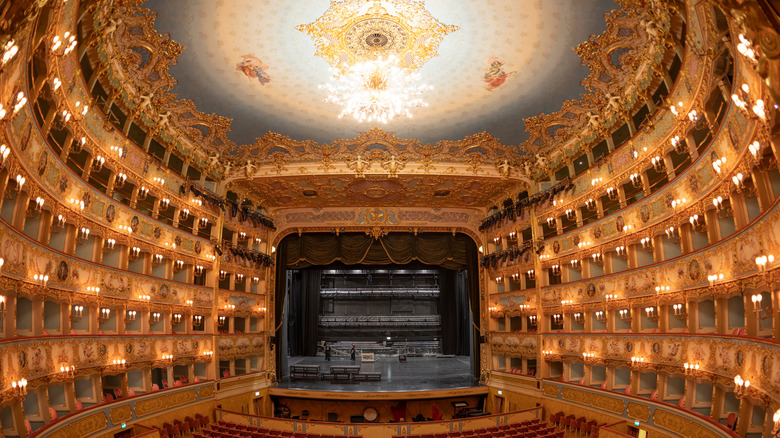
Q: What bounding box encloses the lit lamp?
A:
[193,315,203,327]
[526,270,535,281]
[34,274,49,287]
[756,254,774,271]
[59,365,76,379]
[565,209,576,221]
[91,155,105,172]
[70,305,84,322]
[171,313,182,324]
[570,259,582,270]
[195,265,204,277]
[582,352,597,363]
[651,156,665,172]
[640,237,654,250]
[734,375,750,399]
[584,198,597,211]
[683,362,700,377]
[619,308,632,322]
[150,312,161,324]
[550,265,561,276]
[772,409,780,437]
[11,378,27,397]
[591,252,603,265]
[98,307,111,323]
[606,186,618,200]
[125,310,137,322]
[595,310,607,324]
[630,356,647,368]
[673,303,688,320]
[573,312,583,324]
[552,313,563,324]
[630,173,642,188]
[644,306,659,322]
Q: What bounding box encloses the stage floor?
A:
[278,355,477,393]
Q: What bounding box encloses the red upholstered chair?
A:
[25,419,31,435]
[75,400,83,411]
[678,397,686,409]
[726,412,737,430]
[223,369,231,378]
[624,386,632,395]
[49,407,57,421]
[129,388,136,396]
[432,404,442,421]
[600,382,607,389]
[152,383,160,391]
[650,390,657,400]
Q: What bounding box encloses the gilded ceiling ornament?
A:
[347,154,371,178]
[381,154,405,177]
[297,0,457,74]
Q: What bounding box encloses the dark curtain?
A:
[274,233,481,378]
[439,269,459,355]
[287,270,321,356]
[272,241,287,358]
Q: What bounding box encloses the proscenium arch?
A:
[270,229,484,382]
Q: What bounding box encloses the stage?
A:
[278,355,478,394]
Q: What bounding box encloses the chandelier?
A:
[321,54,431,123]
[299,0,456,123]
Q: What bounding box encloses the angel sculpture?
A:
[245,160,256,177]
[382,155,405,178]
[497,159,511,178]
[347,154,370,178]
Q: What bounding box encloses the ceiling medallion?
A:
[299,0,457,123]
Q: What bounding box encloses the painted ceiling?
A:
[141,0,617,147]
[236,174,522,209]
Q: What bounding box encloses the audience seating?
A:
[549,411,599,437]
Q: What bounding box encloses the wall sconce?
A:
[582,352,597,363]
[630,173,642,188]
[550,265,561,276]
[523,270,534,281]
[252,276,260,284]
[11,378,28,397]
[114,173,127,189]
[98,308,111,323]
[748,141,761,160]
[1,40,19,65]
[756,254,774,271]
[125,310,136,322]
[539,254,550,261]
[138,186,149,200]
[732,173,745,191]
[0,144,10,166]
[651,156,665,172]
[15,174,25,192]
[78,227,90,241]
[565,209,576,221]
[59,365,76,379]
[552,313,563,324]
[591,252,603,265]
[630,356,647,368]
[772,409,780,437]
[138,294,151,302]
[546,217,556,227]
[104,238,115,252]
[53,214,66,229]
[752,99,766,120]
[34,274,49,287]
[150,312,161,324]
[199,217,209,228]
[161,354,174,364]
[640,237,654,250]
[91,155,105,172]
[570,259,581,270]
[606,186,618,200]
[219,270,228,281]
[595,311,607,324]
[619,308,632,322]
[573,312,583,323]
[492,236,501,244]
[218,316,227,326]
[689,214,704,230]
[494,276,503,283]
[0,295,5,318]
[33,196,44,213]
[51,31,77,55]
[591,177,603,187]
[174,260,184,272]
[605,294,618,302]
[193,315,203,327]
[224,304,236,311]
[159,198,170,211]
[153,177,165,186]
[577,240,592,250]
[201,351,214,360]
[111,359,127,366]
[238,232,247,241]
[664,226,679,241]
[528,315,537,326]
[542,350,554,356]
[236,273,245,283]
[86,286,100,293]
[707,273,724,285]
[673,303,687,320]
[669,101,683,117]
[130,247,141,260]
[615,246,627,258]
[12,91,27,115]
[671,198,686,209]
[751,294,768,318]
[737,34,758,63]
[584,198,597,211]
[671,135,686,154]
[195,265,204,277]
[70,305,83,322]
[683,362,701,377]
[153,254,163,265]
[508,230,516,240]
[179,208,190,221]
[734,375,750,399]
[172,313,182,325]
[644,306,659,322]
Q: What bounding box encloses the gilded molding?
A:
[652,408,722,438]
[134,389,197,417]
[109,404,133,424]
[198,384,215,399]
[561,387,625,414]
[626,402,651,422]
[543,383,559,398]
[47,412,107,438]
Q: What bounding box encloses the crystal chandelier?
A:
[321,55,431,123]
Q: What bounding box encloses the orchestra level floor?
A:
[278,355,477,392]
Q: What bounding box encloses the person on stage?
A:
[350,344,356,361]
[325,343,331,361]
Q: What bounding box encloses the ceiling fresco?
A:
[233,174,522,209]
[141,0,617,147]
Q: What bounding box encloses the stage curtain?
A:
[288,270,321,356]
[284,233,470,269]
